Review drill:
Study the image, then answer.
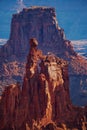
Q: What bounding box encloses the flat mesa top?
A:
[21,6,55,13]
[13,6,56,17]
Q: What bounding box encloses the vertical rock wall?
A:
[0,38,86,130]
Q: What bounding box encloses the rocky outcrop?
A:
[0,83,21,130]
[0,6,87,105]
[0,38,87,130]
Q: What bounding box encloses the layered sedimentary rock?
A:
[0,39,86,130]
[0,6,87,105]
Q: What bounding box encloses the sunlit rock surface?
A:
[0,38,87,130]
[0,6,87,105]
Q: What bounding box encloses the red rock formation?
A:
[0,7,76,59]
[0,83,21,130]
[0,38,86,130]
[0,6,87,105]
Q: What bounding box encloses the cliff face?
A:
[0,39,86,130]
[0,6,87,105]
[0,7,76,58]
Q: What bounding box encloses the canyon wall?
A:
[0,39,86,130]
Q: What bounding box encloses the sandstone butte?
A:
[0,7,87,105]
[0,38,87,130]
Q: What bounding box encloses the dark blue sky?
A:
[0,0,87,40]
